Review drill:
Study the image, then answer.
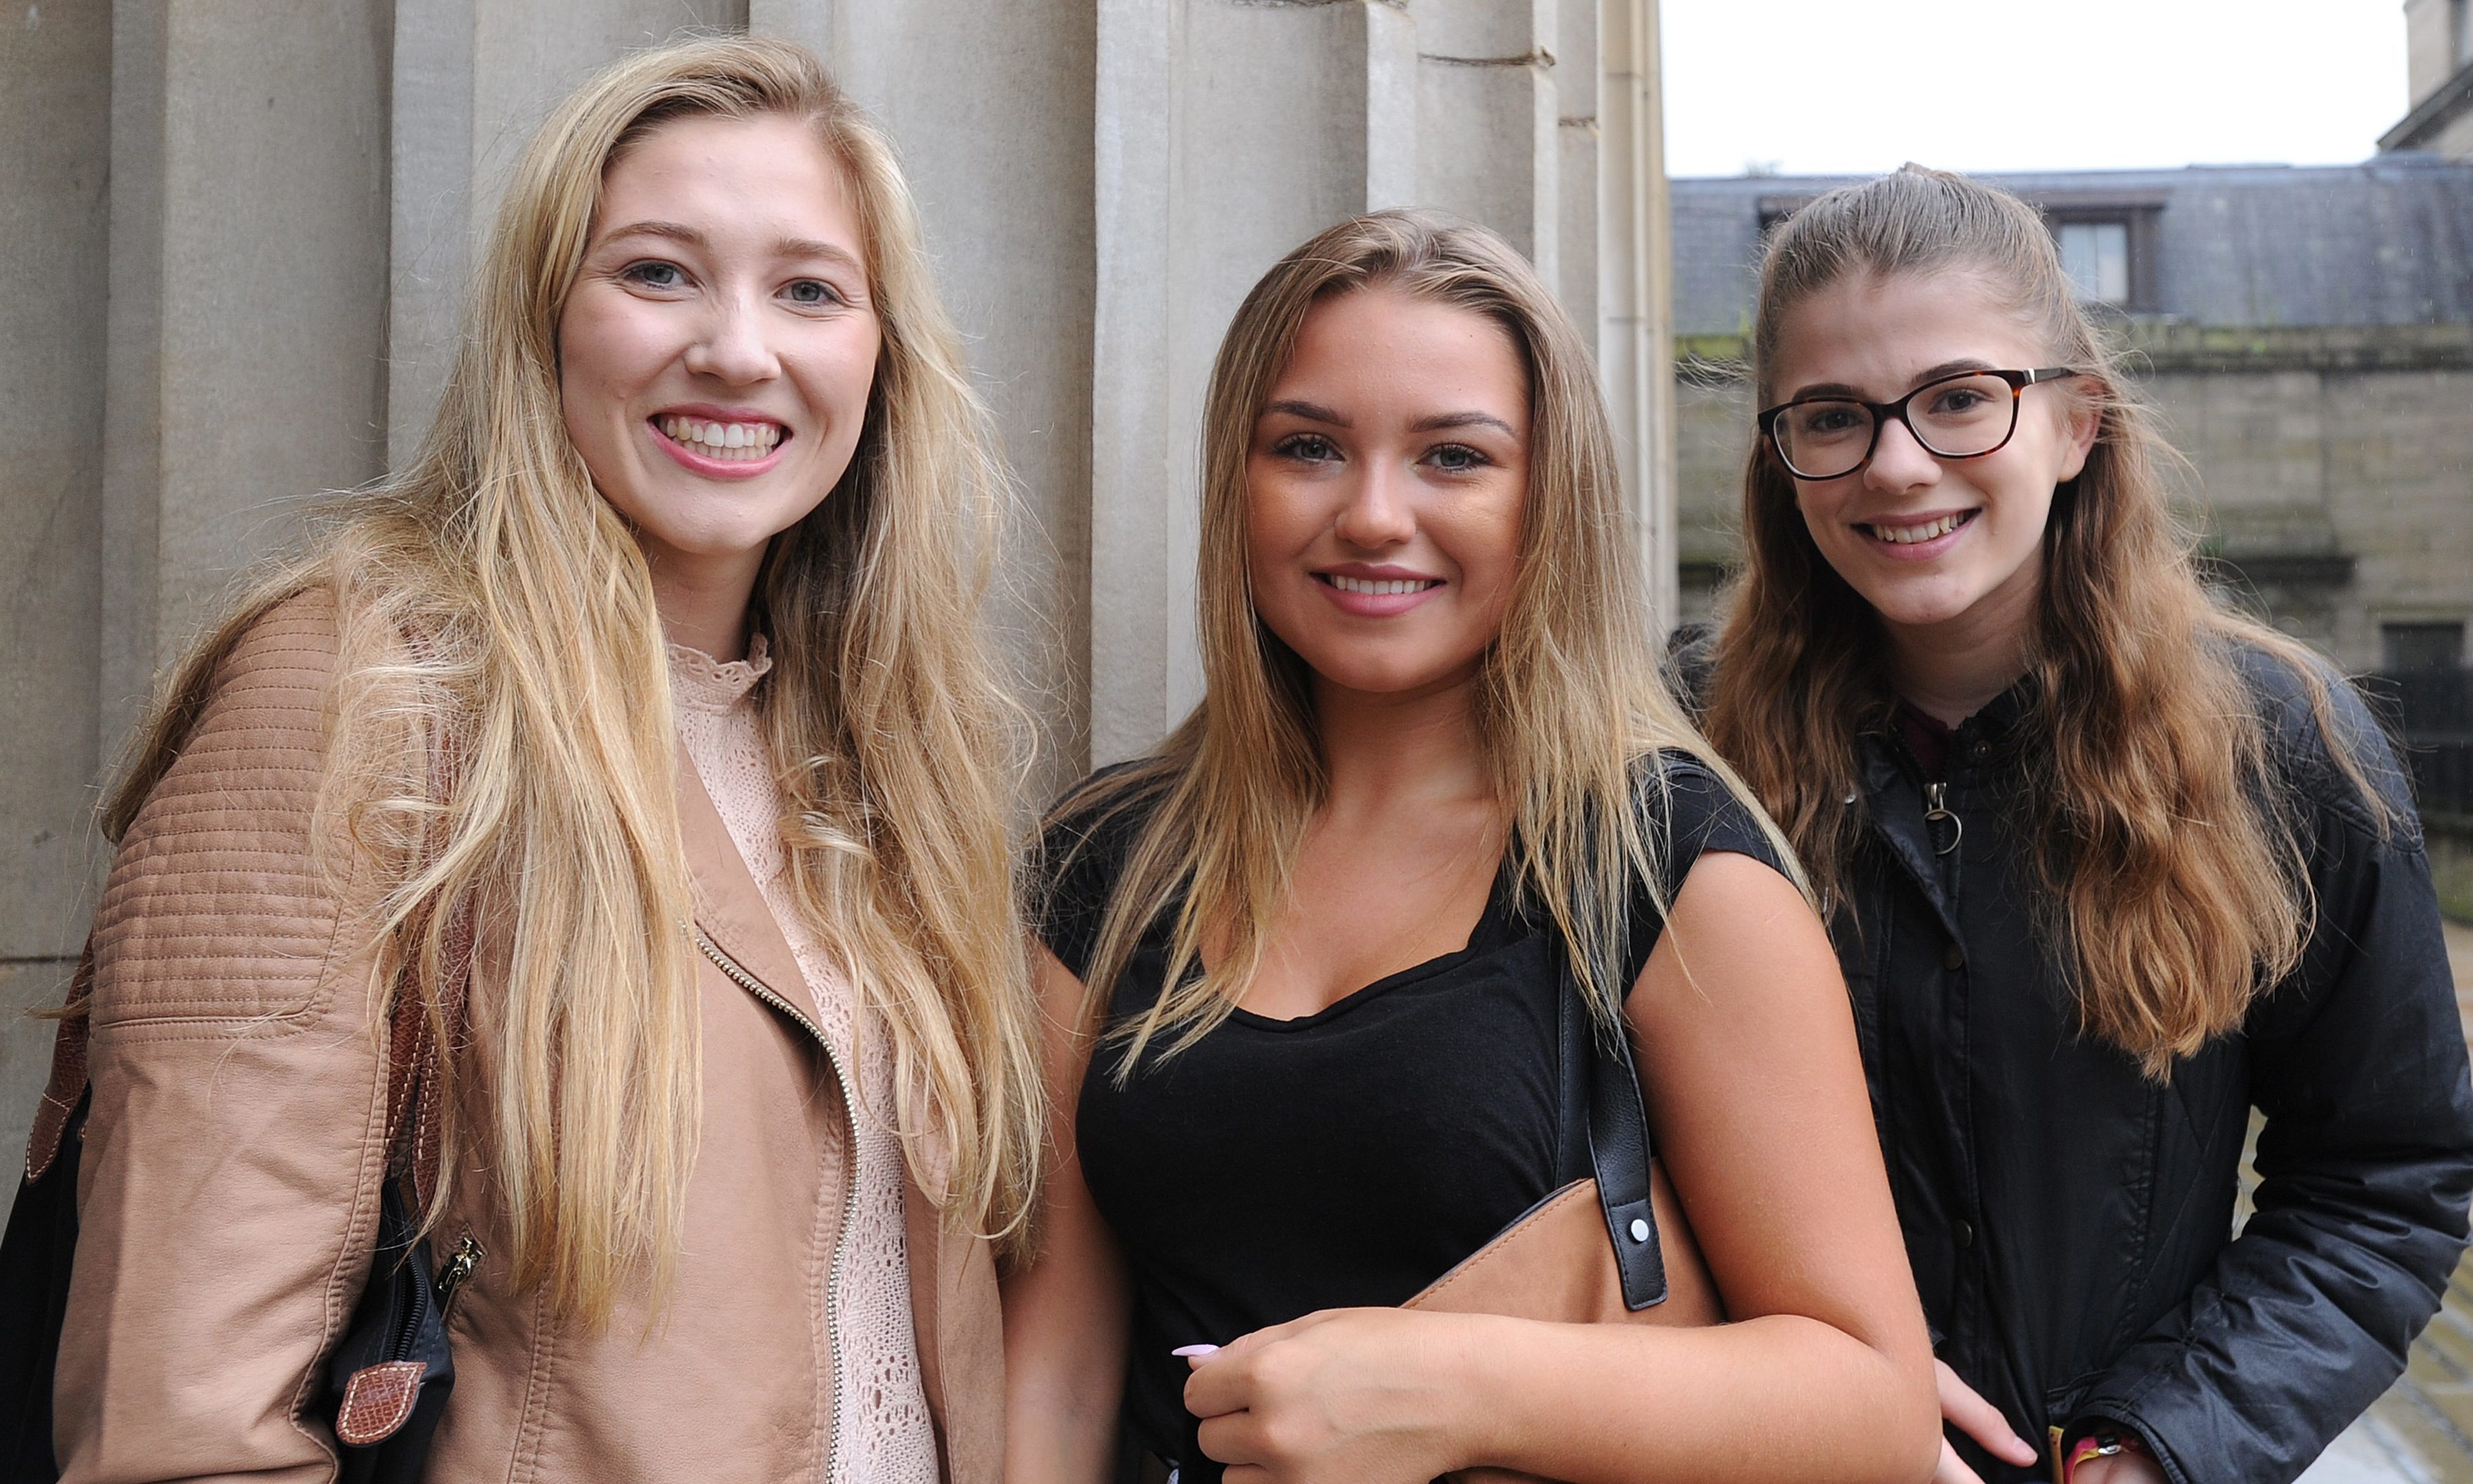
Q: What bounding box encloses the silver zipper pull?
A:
[1923,782,1963,856]
[433,1235,482,1316]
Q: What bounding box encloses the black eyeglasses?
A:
[1757,368,2081,481]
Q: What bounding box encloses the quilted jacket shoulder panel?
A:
[91,587,362,1028]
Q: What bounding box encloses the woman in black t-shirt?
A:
[1001,212,1938,1484]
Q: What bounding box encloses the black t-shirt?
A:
[1032,754,1789,1471]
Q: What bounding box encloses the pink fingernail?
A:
[1172,1344,1219,1358]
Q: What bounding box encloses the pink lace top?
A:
[669,640,939,1484]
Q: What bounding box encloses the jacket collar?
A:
[1853,669,2038,932]
[1960,669,2039,746]
[678,748,1005,1477]
[675,750,820,1028]
[1860,668,2040,785]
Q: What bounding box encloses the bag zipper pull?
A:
[432,1235,482,1316]
[1923,782,1963,856]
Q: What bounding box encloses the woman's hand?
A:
[1934,1359,2037,1483]
[1183,1308,1480,1484]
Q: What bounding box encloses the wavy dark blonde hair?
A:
[1702,165,2384,1078]
[1055,210,1797,1069]
[102,36,1044,1323]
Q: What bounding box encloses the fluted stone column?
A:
[100,2,394,748]
[1415,1,1560,286]
[1088,0,1424,761]
[0,0,113,1149]
[749,0,1101,793]
[1556,0,1602,334]
[98,0,393,742]
[1600,0,1679,627]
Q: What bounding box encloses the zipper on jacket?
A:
[433,1235,483,1318]
[1923,781,1963,856]
[693,926,860,1469]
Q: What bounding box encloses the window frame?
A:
[2381,619,2470,673]
[2037,199,2164,314]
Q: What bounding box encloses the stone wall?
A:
[0,0,1673,1170]
[2393,0,2473,159]
[0,0,113,1173]
[2406,0,2457,104]
[2421,107,2473,161]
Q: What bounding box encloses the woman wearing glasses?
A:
[1687,164,2473,1483]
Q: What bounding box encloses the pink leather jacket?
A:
[50,587,1002,1483]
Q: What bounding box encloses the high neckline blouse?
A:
[667,634,771,714]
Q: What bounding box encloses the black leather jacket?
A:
[1683,638,2473,1483]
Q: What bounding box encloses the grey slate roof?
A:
[1670,156,2473,337]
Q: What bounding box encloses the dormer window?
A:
[2057,219,2131,304]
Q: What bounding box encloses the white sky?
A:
[1661,1,2413,179]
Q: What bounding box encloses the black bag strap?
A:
[23,945,93,1187]
[1556,945,1668,1312]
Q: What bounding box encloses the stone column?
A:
[1599,0,1678,629]
[0,0,113,1142]
[1087,0,1420,763]
[1556,0,1602,339]
[749,0,1101,796]
[1415,1,1560,289]
[101,3,396,746]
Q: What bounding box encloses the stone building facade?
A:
[2388,0,2473,158]
[1667,159,2473,681]
[0,3,1675,1158]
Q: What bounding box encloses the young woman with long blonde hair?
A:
[1004,210,1938,1483]
[38,36,1038,1483]
[1692,165,2473,1484]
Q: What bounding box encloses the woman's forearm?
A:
[1006,945,1136,1483]
[1455,1312,1939,1484]
[1002,1365,1123,1484]
[1000,1261,1130,1484]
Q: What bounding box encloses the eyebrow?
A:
[1262,398,1350,427]
[1787,357,1998,403]
[1410,410,1519,438]
[1257,401,1518,439]
[596,219,866,273]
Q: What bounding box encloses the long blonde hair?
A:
[102,35,1044,1323]
[1703,165,2384,1078]
[1056,211,1795,1070]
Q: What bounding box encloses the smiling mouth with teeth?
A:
[656,415,787,461]
[1321,574,1443,596]
[1862,510,1977,546]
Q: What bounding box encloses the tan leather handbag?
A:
[1403,952,1724,1483]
